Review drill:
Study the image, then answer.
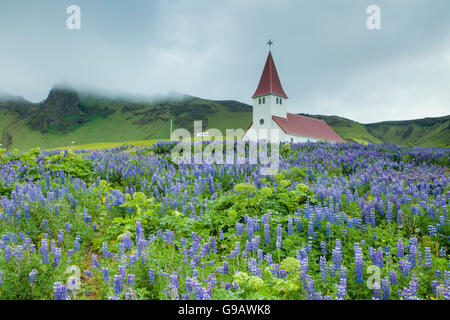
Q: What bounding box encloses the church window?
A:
[280,98,282,104]
[260,119,264,125]
[276,97,279,104]
[258,98,261,104]
[262,97,265,104]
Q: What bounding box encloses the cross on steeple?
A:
[267,39,273,50]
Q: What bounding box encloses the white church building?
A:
[243,47,343,143]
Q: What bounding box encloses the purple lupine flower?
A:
[24,202,30,219]
[68,276,78,293]
[114,275,122,294]
[320,241,327,256]
[308,220,314,237]
[373,282,382,300]
[257,249,263,263]
[265,253,273,266]
[288,217,293,236]
[29,269,38,283]
[92,254,100,269]
[57,230,64,244]
[128,274,135,287]
[4,245,12,262]
[390,270,397,285]
[332,244,342,270]
[398,287,412,300]
[54,282,69,300]
[354,243,364,283]
[84,270,93,278]
[223,261,229,275]
[397,208,402,227]
[149,269,155,285]
[40,239,49,264]
[381,277,390,300]
[336,278,346,300]
[424,247,432,268]
[102,242,108,258]
[52,248,61,266]
[306,275,315,299]
[235,223,244,236]
[210,237,217,253]
[122,232,133,249]
[397,239,404,258]
[102,268,110,283]
[409,275,419,298]
[386,201,392,223]
[326,222,331,237]
[74,235,81,252]
[264,223,270,245]
[320,256,327,282]
[431,280,439,295]
[376,247,384,268]
[428,225,437,237]
[50,240,56,255]
[409,241,417,269]
[201,243,210,256]
[248,258,260,276]
[276,224,282,250]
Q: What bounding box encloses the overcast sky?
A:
[0,0,449,123]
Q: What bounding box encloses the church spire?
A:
[252,46,288,99]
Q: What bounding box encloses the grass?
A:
[1,88,448,150]
[301,113,449,147]
[52,139,163,151]
[1,99,252,151]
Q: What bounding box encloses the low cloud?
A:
[0,0,448,122]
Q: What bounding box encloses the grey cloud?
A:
[0,0,448,122]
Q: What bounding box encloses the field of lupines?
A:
[0,141,448,300]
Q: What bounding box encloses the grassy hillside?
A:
[0,87,448,150]
[300,113,449,147]
[365,116,450,147]
[0,89,252,151]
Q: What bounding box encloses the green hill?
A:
[299,113,450,147]
[0,86,448,150]
[0,87,252,150]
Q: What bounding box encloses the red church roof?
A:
[272,113,344,142]
[252,51,288,99]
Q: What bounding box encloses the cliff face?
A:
[42,88,81,121]
[27,87,113,133]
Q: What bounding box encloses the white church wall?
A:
[252,95,276,135]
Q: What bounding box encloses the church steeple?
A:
[252,50,288,99]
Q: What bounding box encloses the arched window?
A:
[280,98,282,105]
[258,98,261,104]
[260,119,264,125]
[262,97,265,104]
[276,97,279,104]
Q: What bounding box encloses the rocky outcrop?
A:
[27,87,114,133]
[42,88,82,121]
